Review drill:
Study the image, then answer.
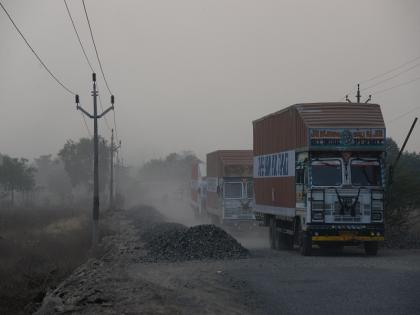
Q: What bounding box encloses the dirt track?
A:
[36,206,420,315]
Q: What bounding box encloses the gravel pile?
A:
[140,222,187,243]
[143,224,249,262]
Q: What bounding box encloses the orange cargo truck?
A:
[253,103,386,255]
[205,150,255,226]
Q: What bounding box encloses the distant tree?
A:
[34,154,72,205]
[58,137,110,193]
[385,137,420,230]
[138,151,197,184]
[0,155,36,207]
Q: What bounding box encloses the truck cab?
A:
[220,177,254,222]
[205,150,256,226]
[297,152,385,254]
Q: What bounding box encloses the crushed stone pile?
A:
[141,222,187,243]
[142,224,250,262]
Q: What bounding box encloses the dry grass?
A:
[0,208,92,314]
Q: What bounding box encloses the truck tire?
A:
[269,218,276,249]
[364,241,378,256]
[283,234,295,250]
[300,231,312,256]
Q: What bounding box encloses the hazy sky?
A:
[1,0,420,165]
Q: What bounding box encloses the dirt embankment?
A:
[35,205,257,315]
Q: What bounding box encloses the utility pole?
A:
[356,83,361,103]
[345,83,371,103]
[109,129,121,210]
[75,73,114,247]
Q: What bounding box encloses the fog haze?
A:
[1,0,419,164]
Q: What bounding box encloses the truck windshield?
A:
[351,160,382,186]
[311,160,342,186]
[224,182,242,198]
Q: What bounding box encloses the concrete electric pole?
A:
[345,83,371,103]
[109,128,121,210]
[76,73,114,247]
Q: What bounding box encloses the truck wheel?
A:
[268,219,276,249]
[364,241,378,256]
[284,234,295,250]
[269,217,280,250]
[300,231,312,256]
[278,233,294,250]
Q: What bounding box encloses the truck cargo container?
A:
[253,102,386,256]
[205,150,255,225]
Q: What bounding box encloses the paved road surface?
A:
[227,245,420,315]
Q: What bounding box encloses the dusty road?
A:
[227,246,420,315]
[36,207,420,315]
[133,233,420,315]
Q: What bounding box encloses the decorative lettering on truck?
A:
[254,150,295,178]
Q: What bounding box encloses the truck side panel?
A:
[253,107,306,214]
[254,177,295,209]
[253,107,307,156]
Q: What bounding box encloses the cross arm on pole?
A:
[97,105,114,118]
[77,104,94,119]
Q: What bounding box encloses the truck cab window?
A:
[224,182,243,199]
[311,160,342,186]
[351,160,382,186]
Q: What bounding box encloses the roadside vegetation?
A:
[0,137,115,314]
[385,138,420,247]
[0,208,91,314]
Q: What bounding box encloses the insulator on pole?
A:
[111,95,115,105]
[92,72,96,82]
[75,94,80,104]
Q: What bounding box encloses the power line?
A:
[82,0,113,95]
[80,0,120,145]
[0,1,75,95]
[371,76,420,96]
[80,112,92,137]
[98,93,112,133]
[362,61,420,91]
[387,106,420,124]
[63,0,95,73]
[63,0,115,137]
[361,55,420,85]
[342,55,420,99]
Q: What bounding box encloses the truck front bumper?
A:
[307,224,384,242]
